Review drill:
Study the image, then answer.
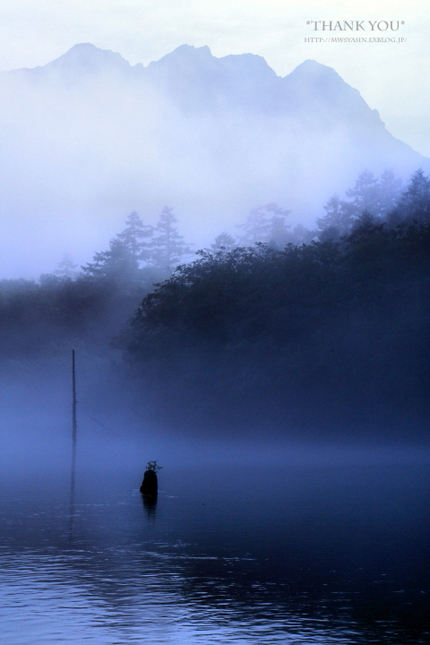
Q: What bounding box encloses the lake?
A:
[1,458,429,644]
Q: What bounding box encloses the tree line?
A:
[208,167,430,251]
[0,206,191,357]
[1,166,429,391]
[121,168,430,438]
[50,167,430,282]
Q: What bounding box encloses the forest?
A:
[1,168,430,439]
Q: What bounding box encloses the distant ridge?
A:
[39,42,132,73]
[6,43,420,139]
[0,42,427,277]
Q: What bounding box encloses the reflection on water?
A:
[68,441,77,544]
[0,463,430,644]
[141,491,158,519]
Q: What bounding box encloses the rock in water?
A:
[140,469,158,496]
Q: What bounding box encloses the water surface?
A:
[1,462,429,644]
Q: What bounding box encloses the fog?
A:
[2,35,430,645]
[0,43,427,278]
[1,347,429,486]
[0,41,429,481]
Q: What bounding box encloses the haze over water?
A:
[1,443,430,644]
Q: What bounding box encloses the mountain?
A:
[0,43,427,277]
[38,42,133,75]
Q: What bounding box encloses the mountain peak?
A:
[41,43,130,74]
[171,44,212,58]
[147,44,214,72]
[145,45,277,104]
[283,58,383,127]
[219,52,277,80]
[286,59,346,87]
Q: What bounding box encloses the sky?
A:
[0,0,429,156]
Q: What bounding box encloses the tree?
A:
[378,169,402,218]
[55,253,79,280]
[237,203,291,247]
[210,232,236,252]
[125,220,430,434]
[289,224,316,245]
[116,211,153,263]
[345,169,381,217]
[317,194,353,239]
[82,212,158,283]
[150,207,192,270]
[266,203,292,247]
[396,168,430,222]
[318,169,404,239]
[82,237,139,283]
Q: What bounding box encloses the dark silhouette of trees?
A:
[0,213,166,358]
[125,217,430,436]
[2,169,430,439]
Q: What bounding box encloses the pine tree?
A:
[289,224,315,245]
[237,203,290,247]
[237,206,269,245]
[317,194,354,238]
[266,203,291,247]
[397,168,430,222]
[345,169,381,217]
[210,232,236,252]
[55,253,79,280]
[150,207,192,270]
[318,170,403,238]
[116,211,153,263]
[82,237,139,283]
[82,212,156,282]
[378,169,402,218]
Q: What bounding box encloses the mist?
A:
[2,351,429,485]
[2,32,430,645]
[0,43,427,278]
[1,159,429,466]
